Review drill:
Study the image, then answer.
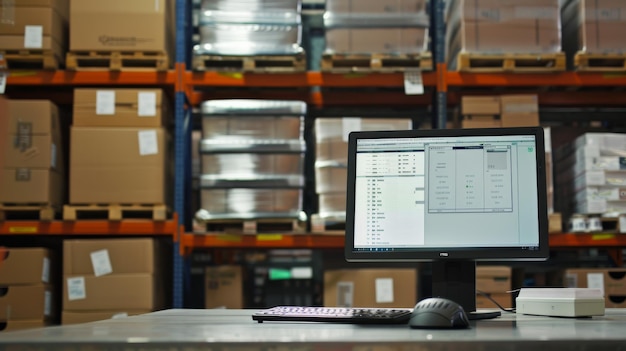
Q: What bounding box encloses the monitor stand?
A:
[431,260,501,321]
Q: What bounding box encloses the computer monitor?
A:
[344,126,549,319]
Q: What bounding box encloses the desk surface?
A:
[1,308,626,350]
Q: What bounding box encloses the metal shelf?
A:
[0,219,177,236]
[6,70,176,86]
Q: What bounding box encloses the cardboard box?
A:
[11,0,69,19]
[6,100,61,135]
[63,238,160,276]
[61,310,150,325]
[318,193,346,216]
[315,166,347,194]
[324,268,417,308]
[476,266,512,293]
[0,169,63,207]
[73,89,169,128]
[501,113,540,127]
[315,118,412,143]
[63,274,162,311]
[562,0,626,54]
[0,248,52,285]
[500,95,540,127]
[3,134,61,169]
[0,284,53,320]
[325,27,428,54]
[205,266,243,309]
[69,0,174,54]
[476,292,512,309]
[0,320,48,332]
[461,96,500,115]
[325,0,428,14]
[316,139,349,165]
[69,127,169,204]
[461,115,501,128]
[0,7,65,39]
[565,268,626,307]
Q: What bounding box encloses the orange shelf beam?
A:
[549,233,626,247]
[0,220,177,236]
[7,70,176,86]
[447,71,626,87]
[181,233,344,254]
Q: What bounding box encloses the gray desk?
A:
[1,308,626,350]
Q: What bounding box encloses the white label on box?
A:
[565,273,577,288]
[67,277,86,301]
[44,290,51,316]
[404,70,424,95]
[619,215,626,233]
[337,281,354,307]
[0,72,6,94]
[90,249,113,277]
[291,267,313,279]
[342,118,362,142]
[96,90,116,115]
[112,313,129,319]
[42,257,50,283]
[587,273,605,296]
[24,25,43,48]
[138,92,157,117]
[375,278,394,303]
[138,130,158,156]
[514,7,557,20]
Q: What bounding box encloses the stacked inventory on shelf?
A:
[312,118,412,232]
[62,238,170,324]
[0,100,65,219]
[554,133,626,231]
[0,248,56,332]
[322,0,431,71]
[561,0,626,70]
[0,0,68,69]
[445,0,564,71]
[195,99,307,230]
[68,88,171,218]
[192,0,305,71]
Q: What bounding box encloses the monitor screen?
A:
[344,127,549,317]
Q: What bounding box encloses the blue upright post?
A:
[433,0,447,129]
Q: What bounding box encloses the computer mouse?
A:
[409,297,470,329]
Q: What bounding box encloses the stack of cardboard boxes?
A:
[476,266,513,309]
[446,0,562,70]
[69,88,170,206]
[62,238,168,324]
[461,95,540,129]
[0,248,56,332]
[0,100,64,212]
[0,0,68,68]
[324,0,429,56]
[565,268,626,308]
[313,117,413,230]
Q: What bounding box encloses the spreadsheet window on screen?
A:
[352,134,540,251]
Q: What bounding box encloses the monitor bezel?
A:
[344,126,550,263]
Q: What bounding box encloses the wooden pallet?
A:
[0,50,59,70]
[309,214,345,235]
[0,204,58,221]
[194,217,306,235]
[63,204,168,221]
[66,51,169,71]
[321,52,433,72]
[574,52,626,72]
[456,52,566,72]
[192,53,306,72]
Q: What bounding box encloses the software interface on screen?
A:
[352,134,540,252]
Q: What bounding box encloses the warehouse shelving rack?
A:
[3,0,626,308]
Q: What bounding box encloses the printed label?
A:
[24,25,43,48]
[0,72,6,94]
[138,130,158,155]
[96,90,116,115]
[67,277,86,301]
[404,70,424,95]
[337,281,354,307]
[44,290,52,316]
[587,273,605,296]
[90,249,113,277]
[375,278,394,303]
[138,92,157,117]
[42,257,50,283]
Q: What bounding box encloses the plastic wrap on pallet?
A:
[199,0,301,25]
[325,0,429,27]
[562,0,626,55]
[200,153,305,186]
[197,188,303,219]
[323,13,429,29]
[315,166,347,194]
[194,23,303,55]
[201,99,307,116]
[199,138,306,153]
[446,0,561,62]
[202,116,304,141]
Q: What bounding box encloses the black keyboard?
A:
[252,306,412,324]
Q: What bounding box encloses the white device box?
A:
[516,288,605,317]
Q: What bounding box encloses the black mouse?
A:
[409,297,470,329]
